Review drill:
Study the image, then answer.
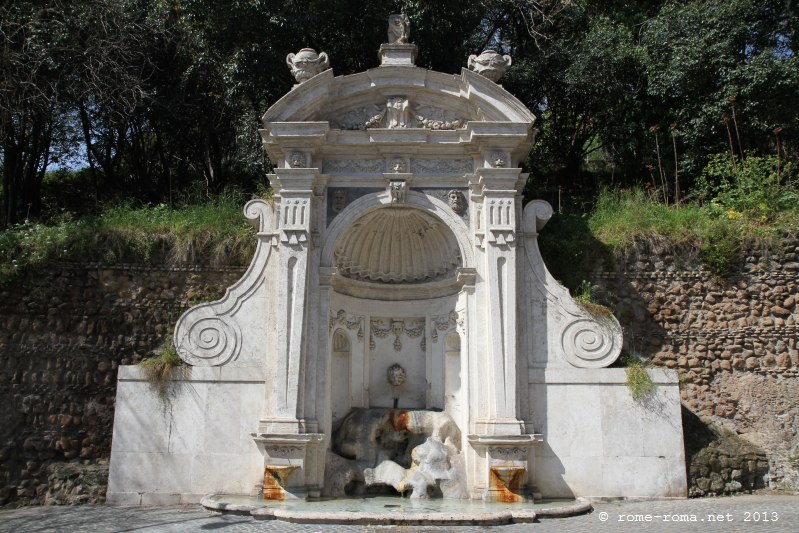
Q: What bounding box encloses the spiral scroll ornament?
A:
[176,315,242,366]
[560,317,622,368]
[521,199,553,234]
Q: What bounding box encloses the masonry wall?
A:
[0,264,243,506]
[0,242,797,505]
[589,239,799,496]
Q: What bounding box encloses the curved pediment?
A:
[261,65,536,127]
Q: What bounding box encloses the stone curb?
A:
[201,494,593,525]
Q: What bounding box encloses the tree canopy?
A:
[1,0,797,226]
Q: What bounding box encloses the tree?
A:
[1,1,159,225]
[641,0,799,181]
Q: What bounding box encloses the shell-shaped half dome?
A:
[333,207,461,284]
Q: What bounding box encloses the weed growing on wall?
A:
[139,341,185,405]
[574,280,612,316]
[621,354,656,402]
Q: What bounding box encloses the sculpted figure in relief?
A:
[387,14,410,44]
[447,190,466,215]
[289,151,306,168]
[365,97,411,129]
[490,152,507,168]
[467,50,512,82]
[389,180,406,204]
[390,158,406,173]
[332,190,347,213]
[286,48,329,84]
[386,96,410,128]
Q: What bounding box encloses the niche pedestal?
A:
[469,435,542,502]
[253,433,325,500]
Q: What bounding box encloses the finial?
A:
[387,14,410,44]
[467,50,512,82]
[379,14,417,66]
[286,48,329,84]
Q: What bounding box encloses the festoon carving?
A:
[286,48,329,84]
[430,311,458,342]
[360,98,465,130]
[468,50,512,82]
[371,318,424,352]
[329,309,365,340]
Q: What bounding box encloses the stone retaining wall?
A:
[0,242,797,505]
[0,264,243,506]
[588,239,799,496]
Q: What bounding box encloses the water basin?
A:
[201,494,591,525]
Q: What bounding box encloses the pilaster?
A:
[472,167,525,435]
[258,168,318,435]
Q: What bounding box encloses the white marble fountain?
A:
[107,15,686,511]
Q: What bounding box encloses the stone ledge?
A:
[50,261,247,272]
[117,364,266,382]
[528,367,679,384]
[201,494,593,524]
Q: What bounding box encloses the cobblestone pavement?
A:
[0,494,797,533]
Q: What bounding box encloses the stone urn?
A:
[286,48,329,84]
[467,50,512,82]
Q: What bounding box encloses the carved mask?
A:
[448,190,466,215]
[387,363,406,387]
[332,190,347,213]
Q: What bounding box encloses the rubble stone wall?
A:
[0,264,243,506]
[1,241,797,505]
[589,239,799,496]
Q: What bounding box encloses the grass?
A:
[539,187,799,286]
[573,280,613,316]
[3,178,798,285]
[621,354,656,402]
[139,341,185,404]
[0,191,256,283]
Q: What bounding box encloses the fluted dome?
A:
[333,207,461,283]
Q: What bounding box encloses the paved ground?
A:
[0,494,797,532]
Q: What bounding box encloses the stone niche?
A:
[107,16,687,505]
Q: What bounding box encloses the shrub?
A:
[696,153,798,219]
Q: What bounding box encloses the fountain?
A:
[106,14,687,522]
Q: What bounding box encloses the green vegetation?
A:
[1,1,797,284]
[139,341,184,403]
[573,280,613,316]
[0,191,255,283]
[622,355,656,402]
[3,1,797,227]
[540,152,799,285]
